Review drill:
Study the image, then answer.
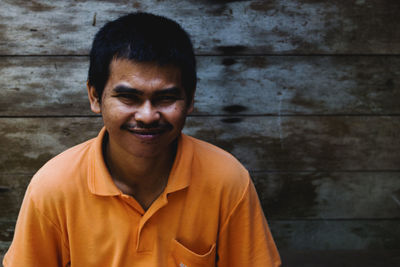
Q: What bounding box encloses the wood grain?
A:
[1,56,399,116]
[252,172,400,219]
[269,219,400,250]
[1,0,400,257]
[280,250,400,267]
[1,117,399,174]
[0,0,399,55]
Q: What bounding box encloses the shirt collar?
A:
[87,127,121,196]
[87,127,193,196]
[165,133,193,194]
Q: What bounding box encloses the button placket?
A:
[136,193,169,252]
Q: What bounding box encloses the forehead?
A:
[107,58,182,91]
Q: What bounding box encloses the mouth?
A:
[124,126,171,141]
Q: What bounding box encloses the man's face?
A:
[88,58,194,158]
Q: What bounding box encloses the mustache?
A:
[122,122,172,130]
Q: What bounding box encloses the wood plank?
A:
[0,174,30,221]
[280,250,400,267]
[1,56,399,116]
[253,172,400,219]
[0,0,399,55]
[2,172,400,221]
[1,117,399,173]
[186,116,400,171]
[269,220,400,250]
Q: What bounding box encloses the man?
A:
[3,12,281,267]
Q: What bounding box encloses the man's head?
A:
[87,13,196,158]
[87,12,196,104]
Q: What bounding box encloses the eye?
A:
[153,95,181,105]
[115,94,141,104]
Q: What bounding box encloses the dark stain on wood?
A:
[262,173,319,218]
[216,45,247,55]
[221,117,243,123]
[221,58,237,66]
[0,186,10,193]
[223,104,247,113]
[247,57,268,68]
[249,1,275,12]
[133,2,141,9]
[206,5,232,16]
[385,78,394,89]
[201,0,246,3]
[7,0,55,12]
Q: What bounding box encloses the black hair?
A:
[87,12,196,103]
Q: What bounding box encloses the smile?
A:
[125,127,169,141]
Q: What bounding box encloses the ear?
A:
[186,91,195,115]
[87,81,101,114]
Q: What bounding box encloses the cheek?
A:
[102,103,132,123]
[163,105,187,119]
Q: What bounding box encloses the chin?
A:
[130,149,165,158]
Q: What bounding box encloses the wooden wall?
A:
[1,0,399,266]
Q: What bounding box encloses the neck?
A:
[103,134,177,209]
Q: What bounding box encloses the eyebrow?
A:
[113,85,182,96]
[153,87,182,96]
[113,85,143,95]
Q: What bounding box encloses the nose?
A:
[134,100,160,125]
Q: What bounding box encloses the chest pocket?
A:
[170,239,216,267]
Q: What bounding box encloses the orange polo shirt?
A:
[3,128,280,267]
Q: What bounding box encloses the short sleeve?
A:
[216,178,281,267]
[3,185,70,267]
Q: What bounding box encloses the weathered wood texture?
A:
[269,220,400,250]
[1,56,399,116]
[0,0,399,55]
[1,0,399,264]
[253,172,400,219]
[1,117,399,174]
[280,250,400,267]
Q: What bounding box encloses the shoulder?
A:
[27,138,95,206]
[183,134,251,195]
[182,135,254,225]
